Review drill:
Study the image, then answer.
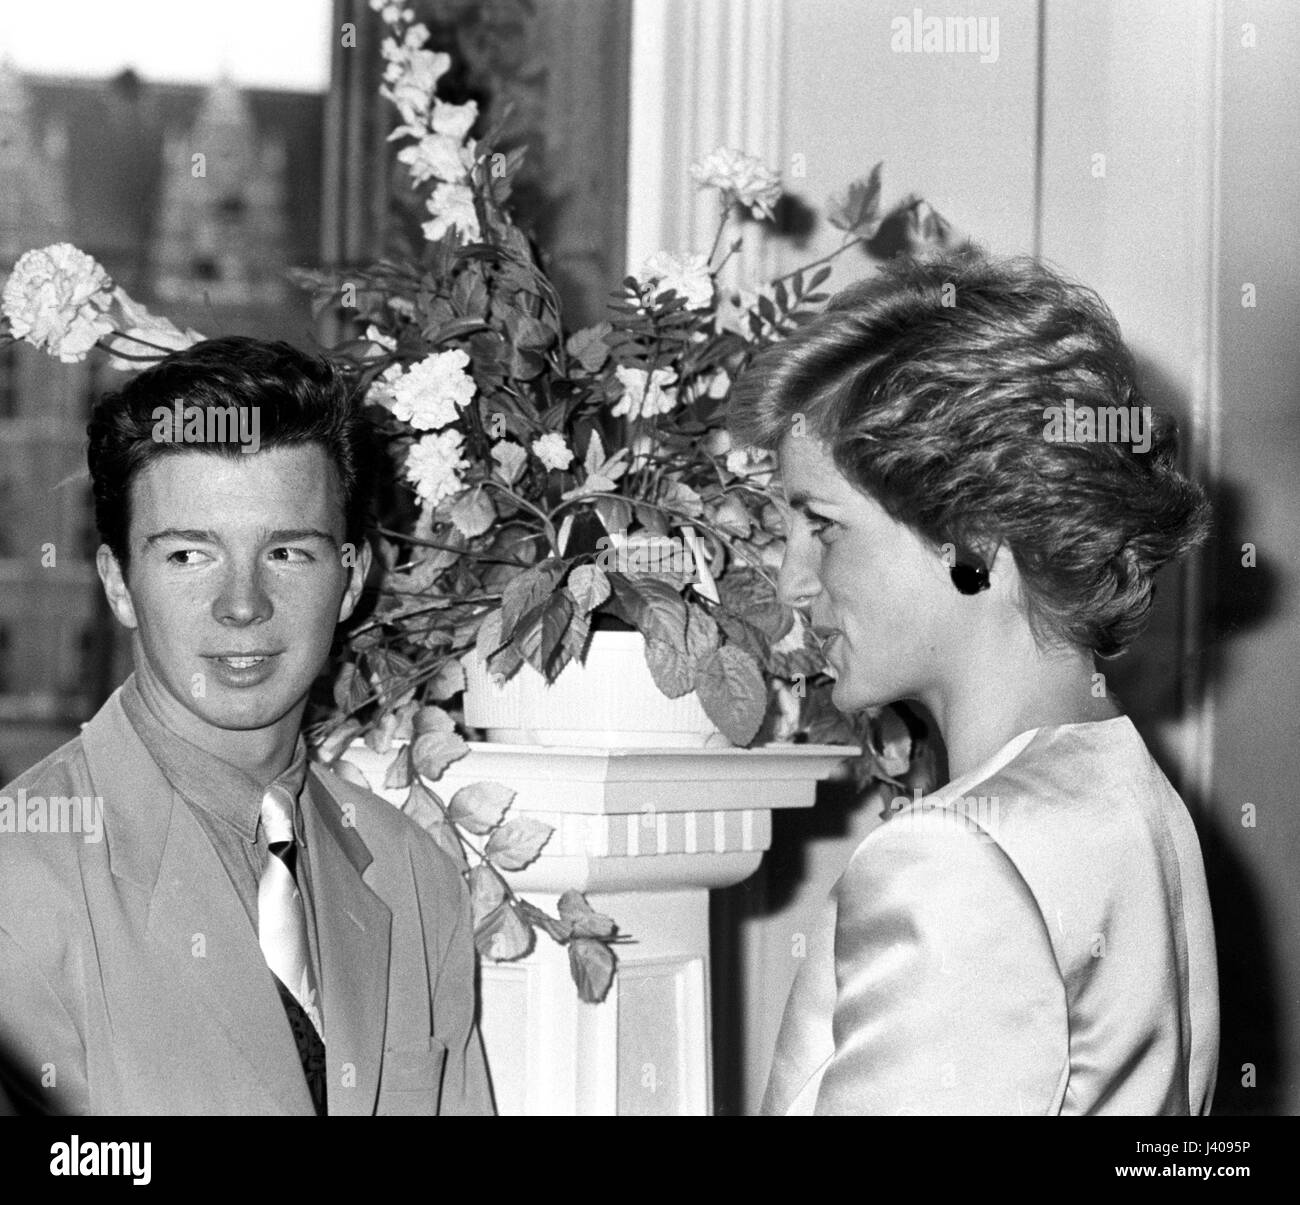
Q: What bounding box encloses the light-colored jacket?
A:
[0,686,494,1115]
[763,716,1219,1115]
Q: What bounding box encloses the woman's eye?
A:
[807,514,840,543]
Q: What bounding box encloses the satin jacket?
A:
[763,716,1219,1115]
[0,684,494,1115]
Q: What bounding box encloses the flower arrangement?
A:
[0,4,956,999]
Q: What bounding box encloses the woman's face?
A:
[775,433,966,715]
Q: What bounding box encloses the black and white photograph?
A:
[0,0,1293,1177]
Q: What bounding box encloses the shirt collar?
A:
[120,673,309,842]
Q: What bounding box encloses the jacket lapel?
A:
[301,766,392,1116]
[81,688,314,1115]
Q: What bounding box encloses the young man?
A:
[0,336,494,1115]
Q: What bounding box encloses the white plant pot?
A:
[462,629,727,747]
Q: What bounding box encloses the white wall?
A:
[628,0,1300,1114]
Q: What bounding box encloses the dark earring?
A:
[949,559,990,595]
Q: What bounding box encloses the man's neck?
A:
[133,670,305,785]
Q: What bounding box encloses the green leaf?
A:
[565,321,612,372]
[593,495,632,534]
[515,591,575,678]
[567,563,611,614]
[414,704,457,735]
[499,559,565,644]
[484,816,555,870]
[447,780,516,835]
[517,898,574,944]
[568,937,616,1003]
[644,638,694,699]
[476,899,535,961]
[468,862,506,920]
[383,744,412,789]
[449,486,496,538]
[694,644,767,746]
[427,658,466,701]
[558,889,618,939]
[403,780,467,871]
[412,728,469,781]
[827,161,883,233]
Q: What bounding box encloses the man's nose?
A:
[213,564,273,625]
[776,539,821,610]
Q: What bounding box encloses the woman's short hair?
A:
[88,335,374,576]
[728,246,1211,658]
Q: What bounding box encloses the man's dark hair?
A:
[88,335,374,575]
[728,246,1211,659]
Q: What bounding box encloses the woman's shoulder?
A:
[848,716,1193,919]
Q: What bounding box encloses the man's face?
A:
[98,444,368,741]
[776,433,963,715]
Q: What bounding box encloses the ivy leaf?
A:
[383,744,413,789]
[559,606,591,667]
[414,704,456,734]
[484,816,554,870]
[828,161,883,233]
[427,657,466,700]
[468,862,507,922]
[447,780,516,835]
[694,644,767,746]
[517,898,574,944]
[568,937,616,1003]
[566,563,611,614]
[449,486,496,538]
[476,899,536,961]
[499,559,564,645]
[412,727,469,781]
[515,591,575,678]
[593,494,632,534]
[558,889,618,939]
[565,321,612,372]
[402,779,467,871]
[644,638,693,698]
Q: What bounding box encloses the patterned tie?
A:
[258,785,324,1038]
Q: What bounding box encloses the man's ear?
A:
[338,536,374,624]
[96,544,139,630]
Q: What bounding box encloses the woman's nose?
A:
[776,539,821,609]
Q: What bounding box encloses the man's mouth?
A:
[206,652,281,668]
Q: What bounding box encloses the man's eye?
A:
[166,549,206,565]
[269,547,314,563]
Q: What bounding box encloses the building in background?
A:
[0,59,323,780]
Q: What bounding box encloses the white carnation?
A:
[690,147,782,220]
[640,251,714,310]
[612,365,679,420]
[406,429,470,505]
[422,182,480,243]
[398,132,472,184]
[532,433,574,472]
[432,98,478,141]
[2,243,115,363]
[388,349,476,430]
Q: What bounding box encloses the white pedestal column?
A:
[344,741,852,1115]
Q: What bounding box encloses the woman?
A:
[728,247,1219,1115]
